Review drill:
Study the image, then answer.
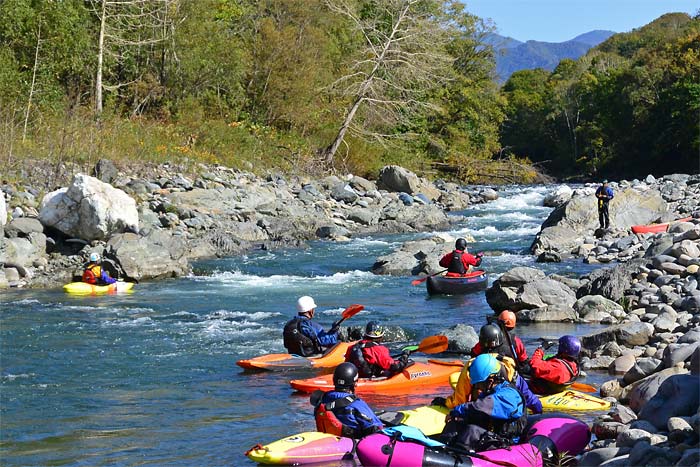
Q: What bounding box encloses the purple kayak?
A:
[356,414,590,467]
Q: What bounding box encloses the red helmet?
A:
[498,310,516,329]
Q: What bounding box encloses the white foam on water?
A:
[193,269,378,288]
[475,187,550,212]
[101,316,155,328]
[207,310,281,321]
[3,373,35,381]
[455,224,541,238]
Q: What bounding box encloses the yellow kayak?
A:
[63,281,135,295]
[449,371,610,412]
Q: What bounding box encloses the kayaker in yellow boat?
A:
[438,238,483,277]
[344,321,410,378]
[432,324,542,414]
[82,252,117,286]
[310,362,383,438]
[438,354,528,451]
[283,296,339,357]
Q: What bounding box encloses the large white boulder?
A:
[0,193,6,226]
[39,174,138,240]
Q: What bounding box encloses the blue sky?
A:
[464,0,699,43]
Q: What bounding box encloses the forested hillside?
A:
[500,13,700,180]
[1,2,697,184]
[0,0,538,184]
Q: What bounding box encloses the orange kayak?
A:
[631,216,692,234]
[290,359,464,394]
[237,342,355,371]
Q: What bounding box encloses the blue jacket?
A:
[514,374,542,414]
[321,390,382,436]
[298,316,338,348]
[451,381,525,422]
[595,186,614,202]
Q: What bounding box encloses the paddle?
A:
[330,304,364,332]
[397,335,449,356]
[411,270,447,286]
[563,390,608,406]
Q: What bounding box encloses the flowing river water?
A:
[1,186,608,466]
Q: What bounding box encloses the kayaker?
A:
[344,321,410,378]
[283,296,339,357]
[595,180,614,229]
[439,354,527,451]
[438,238,483,277]
[473,313,528,365]
[310,362,383,438]
[528,335,581,395]
[82,252,117,286]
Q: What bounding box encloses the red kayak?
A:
[290,359,464,394]
[631,216,692,234]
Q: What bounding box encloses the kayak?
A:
[539,389,611,411]
[290,359,464,395]
[245,431,354,465]
[426,271,488,295]
[631,216,692,234]
[63,281,134,295]
[356,413,591,467]
[236,342,355,371]
[245,405,448,465]
[449,372,611,412]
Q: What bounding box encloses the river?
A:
[0,186,606,466]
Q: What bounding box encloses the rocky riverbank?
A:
[0,161,499,289]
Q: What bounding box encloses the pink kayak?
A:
[356,414,591,467]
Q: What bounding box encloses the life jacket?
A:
[347,341,380,378]
[283,317,321,357]
[82,263,101,284]
[478,382,528,450]
[447,250,467,274]
[312,390,359,438]
[532,357,580,394]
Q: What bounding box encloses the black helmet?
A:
[455,238,468,250]
[364,321,384,339]
[333,362,359,390]
[479,324,503,350]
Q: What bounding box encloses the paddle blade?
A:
[571,381,597,393]
[341,304,364,320]
[417,335,449,354]
[410,276,429,286]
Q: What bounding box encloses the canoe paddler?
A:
[283,296,339,357]
[439,238,483,277]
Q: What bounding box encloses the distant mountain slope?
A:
[490,30,615,82]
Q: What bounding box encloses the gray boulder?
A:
[441,324,478,353]
[107,231,190,280]
[543,185,573,208]
[518,304,578,322]
[574,295,624,322]
[0,194,6,226]
[3,217,43,238]
[627,367,689,412]
[39,174,139,241]
[638,374,700,430]
[577,259,647,301]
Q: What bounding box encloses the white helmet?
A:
[89,252,101,262]
[297,296,317,313]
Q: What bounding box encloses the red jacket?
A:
[345,340,398,373]
[439,250,480,275]
[529,348,578,384]
[472,334,528,363]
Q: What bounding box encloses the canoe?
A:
[426,271,488,295]
[356,413,591,467]
[290,359,464,395]
[245,405,448,465]
[236,342,355,371]
[449,372,611,412]
[539,389,611,411]
[631,216,692,234]
[63,281,134,295]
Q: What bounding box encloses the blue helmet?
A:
[469,354,501,384]
[558,335,581,359]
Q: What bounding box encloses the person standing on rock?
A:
[344,321,410,378]
[82,252,117,286]
[439,238,483,276]
[595,180,614,229]
[283,296,339,357]
[527,335,581,395]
